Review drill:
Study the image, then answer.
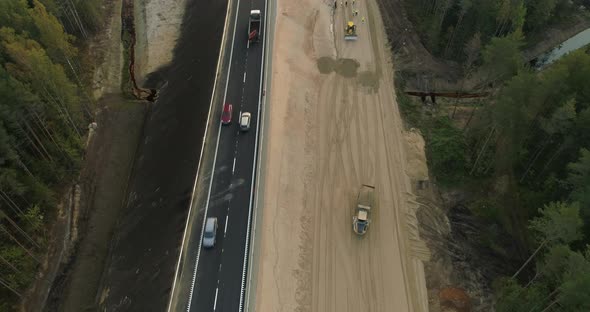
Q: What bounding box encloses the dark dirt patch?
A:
[357,71,379,91]
[95,0,227,310]
[439,287,471,312]
[374,0,461,90]
[317,56,336,73]
[335,58,360,77]
[43,95,147,312]
[316,57,359,77]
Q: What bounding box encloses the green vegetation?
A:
[425,116,467,184]
[404,0,589,61]
[406,49,590,310]
[400,0,590,309]
[0,0,104,309]
[494,202,589,311]
[395,76,422,127]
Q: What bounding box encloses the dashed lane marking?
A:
[213,287,219,310]
[225,215,229,235]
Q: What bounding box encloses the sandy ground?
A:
[90,0,124,98]
[254,0,430,311]
[134,0,187,84]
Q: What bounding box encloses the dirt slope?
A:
[254,0,430,311]
[96,0,227,309]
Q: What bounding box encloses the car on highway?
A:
[240,112,251,131]
[203,217,218,248]
[221,103,233,125]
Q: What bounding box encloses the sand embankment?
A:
[254,0,430,311]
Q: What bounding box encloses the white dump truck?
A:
[353,184,375,235]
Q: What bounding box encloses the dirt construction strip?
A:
[253,0,430,311]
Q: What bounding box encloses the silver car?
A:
[240,112,251,131]
[203,217,218,248]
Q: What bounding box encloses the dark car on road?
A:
[221,103,233,125]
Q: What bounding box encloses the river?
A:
[533,27,590,69]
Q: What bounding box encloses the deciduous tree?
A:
[482,31,525,83]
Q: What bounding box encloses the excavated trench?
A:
[405,91,489,105]
[122,0,157,101]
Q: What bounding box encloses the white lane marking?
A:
[224,215,229,235]
[185,0,242,310]
[232,157,237,173]
[185,107,222,312]
[213,287,219,310]
[167,0,233,308]
[239,2,269,310]
[244,1,272,309]
[243,72,247,83]
[167,2,239,312]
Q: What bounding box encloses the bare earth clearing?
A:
[134,0,187,83]
[254,0,430,311]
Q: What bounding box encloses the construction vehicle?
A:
[352,184,375,235]
[344,21,358,41]
[248,10,261,43]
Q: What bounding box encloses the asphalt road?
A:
[97,0,229,310]
[185,0,267,310]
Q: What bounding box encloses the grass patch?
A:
[423,116,468,186]
[395,71,422,128]
[396,89,421,128]
[395,72,468,186]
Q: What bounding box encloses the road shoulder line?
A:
[166,0,239,309]
[243,0,276,309]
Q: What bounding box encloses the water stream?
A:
[121,0,157,101]
[532,28,590,69]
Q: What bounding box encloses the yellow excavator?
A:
[344,21,358,41]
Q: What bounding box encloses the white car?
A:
[240,112,251,131]
[202,217,218,248]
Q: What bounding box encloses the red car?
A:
[221,103,232,125]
